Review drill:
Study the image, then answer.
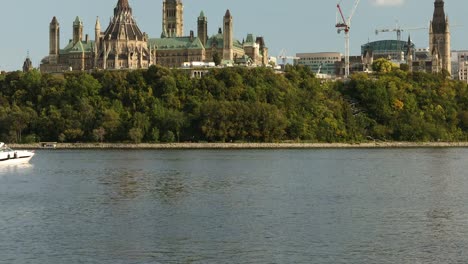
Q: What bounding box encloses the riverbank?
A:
[8,142,468,149]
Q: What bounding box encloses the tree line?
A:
[1,64,468,143]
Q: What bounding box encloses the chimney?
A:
[190,30,194,41]
[85,34,89,43]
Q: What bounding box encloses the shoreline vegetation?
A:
[9,142,468,150]
[2,65,468,145]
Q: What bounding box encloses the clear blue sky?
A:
[0,0,466,71]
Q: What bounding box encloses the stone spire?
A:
[95,17,101,50]
[23,52,33,72]
[432,0,447,34]
[198,10,208,46]
[103,0,145,41]
[115,0,132,16]
[429,0,451,74]
[73,16,83,44]
[407,35,413,72]
[49,16,60,64]
[223,9,233,61]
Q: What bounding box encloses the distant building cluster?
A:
[39,0,268,73]
[296,0,458,80]
[21,0,466,83]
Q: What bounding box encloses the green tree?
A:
[129,128,143,143]
[93,127,106,143]
[372,58,394,74]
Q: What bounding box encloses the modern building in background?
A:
[361,40,414,63]
[40,0,268,73]
[295,52,342,77]
[451,51,468,82]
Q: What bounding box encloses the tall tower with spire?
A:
[197,11,208,47]
[407,35,413,72]
[73,17,83,44]
[163,0,184,37]
[95,17,101,50]
[429,0,451,74]
[49,17,60,64]
[223,10,233,61]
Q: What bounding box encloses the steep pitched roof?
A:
[432,0,447,34]
[148,37,204,50]
[199,11,206,19]
[60,40,95,54]
[73,16,82,26]
[103,0,145,41]
[206,33,243,49]
[50,16,59,25]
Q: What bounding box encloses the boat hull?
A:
[0,151,35,165]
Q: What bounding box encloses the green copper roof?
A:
[199,11,206,19]
[245,34,255,44]
[233,39,243,49]
[148,37,204,50]
[60,40,95,54]
[73,16,82,26]
[206,33,243,49]
[236,54,252,64]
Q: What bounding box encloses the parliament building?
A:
[40,0,268,73]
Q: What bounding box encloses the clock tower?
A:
[429,0,451,74]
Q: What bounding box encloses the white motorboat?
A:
[0,142,35,164]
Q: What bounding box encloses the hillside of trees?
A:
[1,64,468,143]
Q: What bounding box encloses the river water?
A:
[1,148,468,263]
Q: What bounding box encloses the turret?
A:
[197,11,208,46]
[73,16,83,44]
[95,17,101,49]
[223,9,233,61]
[49,16,60,64]
[23,53,33,73]
[407,35,413,72]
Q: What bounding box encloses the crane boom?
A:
[375,25,427,41]
[336,4,347,29]
[348,0,361,24]
[335,0,360,78]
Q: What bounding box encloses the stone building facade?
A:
[40,0,268,73]
[429,0,451,74]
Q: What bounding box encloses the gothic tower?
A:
[429,0,451,74]
[197,11,208,47]
[163,0,184,37]
[49,17,60,64]
[73,16,83,44]
[223,10,233,61]
[407,35,413,72]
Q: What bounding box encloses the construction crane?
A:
[277,49,299,70]
[375,26,427,42]
[336,0,361,78]
[317,63,323,75]
[375,24,427,54]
